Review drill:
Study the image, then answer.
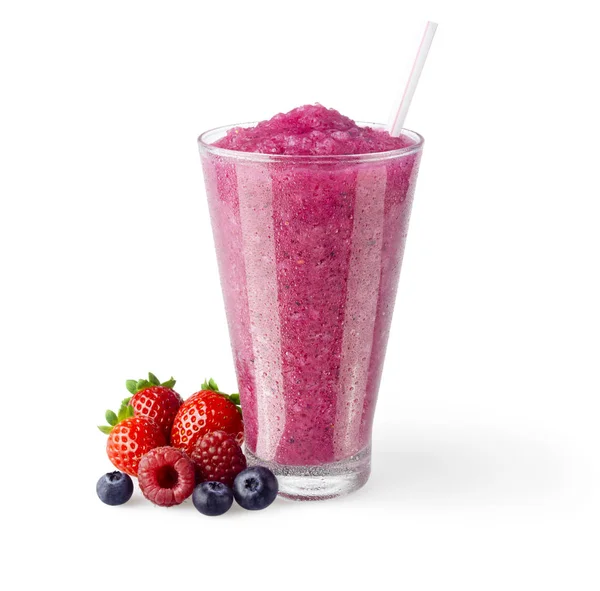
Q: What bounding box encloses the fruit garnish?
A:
[192,482,234,516]
[137,446,195,507]
[126,372,183,441]
[96,471,134,506]
[170,378,244,455]
[97,398,135,434]
[190,430,247,487]
[200,377,242,409]
[99,398,166,476]
[233,466,278,511]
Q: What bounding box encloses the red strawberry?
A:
[170,378,244,455]
[126,373,183,441]
[99,399,166,476]
[190,430,247,487]
[138,446,196,507]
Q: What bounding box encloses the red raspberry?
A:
[190,430,247,487]
[138,446,195,507]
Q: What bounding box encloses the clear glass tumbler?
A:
[199,123,423,500]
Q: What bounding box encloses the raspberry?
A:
[137,446,195,507]
[190,431,247,487]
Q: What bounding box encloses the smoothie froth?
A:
[214,104,413,155]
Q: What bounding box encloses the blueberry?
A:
[233,466,278,510]
[192,481,234,516]
[96,471,134,506]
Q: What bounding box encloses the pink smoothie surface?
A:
[201,105,421,466]
[214,104,413,155]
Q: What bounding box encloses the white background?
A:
[1,0,599,589]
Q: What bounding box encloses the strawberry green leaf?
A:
[126,405,135,418]
[148,372,160,386]
[208,378,219,391]
[105,410,118,426]
[98,425,113,435]
[122,397,131,405]
[162,377,176,389]
[229,393,240,406]
[137,379,151,391]
[125,380,138,395]
[117,402,128,423]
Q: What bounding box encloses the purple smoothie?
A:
[200,105,422,467]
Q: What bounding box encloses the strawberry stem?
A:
[125,373,177,395]
[201,378,242,413]
[105,410,118,426]
[201,378,220,392]
[98,399,136,435]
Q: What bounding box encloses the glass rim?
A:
[198,121,424,163]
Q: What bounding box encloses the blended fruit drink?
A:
[199,105,423,499]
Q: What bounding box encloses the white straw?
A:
[388,21,438,137]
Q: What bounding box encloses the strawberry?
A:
[98,399,166,476]
[126,372,183,441]
[170,378,244,455]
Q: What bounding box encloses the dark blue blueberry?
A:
[192,481,234,516]
[96,471,134,506]
[233,466,278,510]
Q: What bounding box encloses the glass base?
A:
[244,445,371,501]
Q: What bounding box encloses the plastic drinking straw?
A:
[388,21,438,137]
